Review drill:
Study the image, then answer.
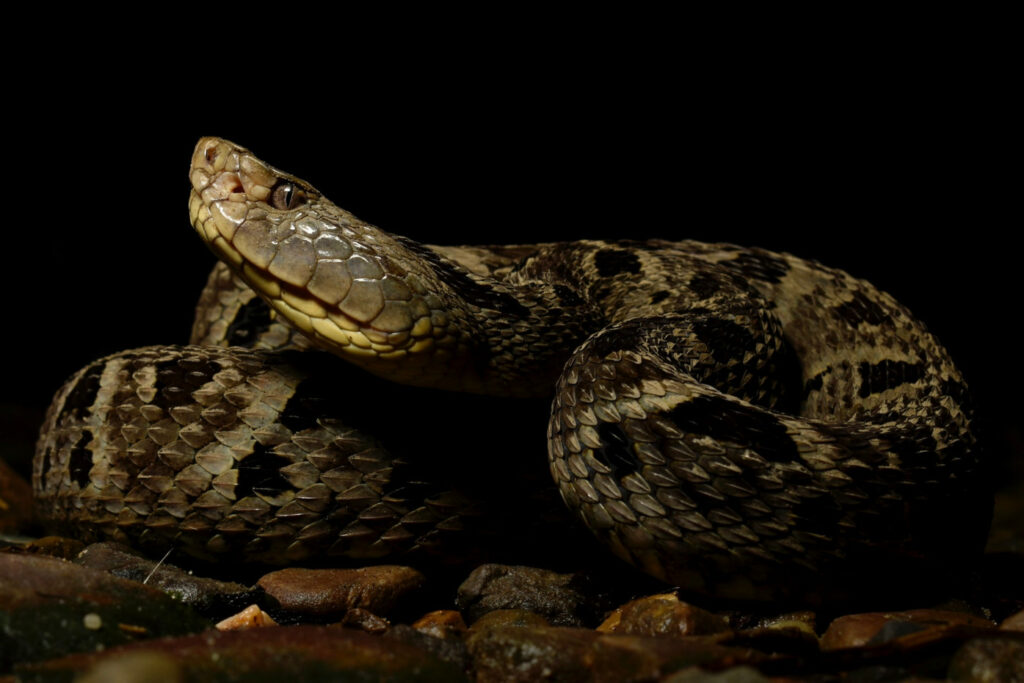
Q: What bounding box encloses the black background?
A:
[2,54,1017,489]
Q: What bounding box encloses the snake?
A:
[33,137,988,604]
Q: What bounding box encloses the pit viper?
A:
[33,137,987,603]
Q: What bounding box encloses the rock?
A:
[720,612,820,660]
[467,609,550,632]
[15,625,467,681]
[1001,609,1024,632]
[413,610,468,639]
[386,624,471,672]
[338,607,391,633]
[0,553,209,669]
[16,535,87,559]
[456,564,612,626]
[216,604,278,630]
[75,651,184,683]
[75,542,255,617]
[664,666,771,682]
[820,609,996,650]
[948,636,1024,682]
[466,624,767,683]
[734,611,817,637]
[597,593,729,637]
[257,565,425,619]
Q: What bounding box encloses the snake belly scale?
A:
[33,137,986,603]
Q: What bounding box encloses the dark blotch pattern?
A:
[691,317,758,367]
[834,289,891,327]
[68,431,92,488]
[590,285,612,304]
[722,250,790,284]
[594,248,642,277]
[687,272,723,299]
[593,421,641,477]
[553,284,585,308]
[583,320,657,361]
[226,297,275,346]
[802,368,828,398]
[649,290,670,304]
[876,422,940,467]
[235,443,294,499]
[857,359,926,398]
[668,395,800,463]
[398,237,531,318]
[62,361,104,414]
[275,352,362,434]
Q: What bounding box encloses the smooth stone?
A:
[597,592,729,637]
[257,565,425,618]
[75,542,254,617]
[821,609,996,650]
[0,553,208,668]
[466,624,766,682]
[16,625,466,681]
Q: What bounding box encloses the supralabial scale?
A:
[34,138,988,604]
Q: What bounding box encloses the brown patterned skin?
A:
[33,138,986,604]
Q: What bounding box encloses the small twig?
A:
[142,548,174,585]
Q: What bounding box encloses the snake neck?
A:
[188,137,603,397]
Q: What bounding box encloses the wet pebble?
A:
[257,565,425,619]
[16,535,86,559]
[75,650,184,683]
[339,607,391,633]
[385,624,471,672]
[948,635,1024,682]
[15,624,466,681]
[1002,608,1024,631]
[76,542,255,618]
[412,609,468,639]
[456,563,612,626]
[820,609,996,650]
[734,610,817,636]
[725,611,821,659]
[466,608,550,632]
[664,666,772,682]
[466,623,767,682]
[216,604,278,630]
[597,592,730,637]
[0,553,209,668]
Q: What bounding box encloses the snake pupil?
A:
[270,181,306,210]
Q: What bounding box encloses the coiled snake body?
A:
[34,138,986,603]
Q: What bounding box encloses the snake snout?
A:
[190,137,234,190]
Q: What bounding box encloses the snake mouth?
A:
[188,138,450,366]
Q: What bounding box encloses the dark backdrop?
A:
[3,74,1016,488]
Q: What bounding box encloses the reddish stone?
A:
[413,610,468,639]
[257,565,424,618]
[597,592,729,637]
[821,609,995,650]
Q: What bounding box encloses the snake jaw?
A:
[189,138,461,383]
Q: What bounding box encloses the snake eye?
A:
[269,181,307,210]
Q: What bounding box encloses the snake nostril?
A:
[223,173,244,196]
[205,146,218,165]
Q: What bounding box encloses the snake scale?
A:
[33,137,987,603]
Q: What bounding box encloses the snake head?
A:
[188,137,456,384]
